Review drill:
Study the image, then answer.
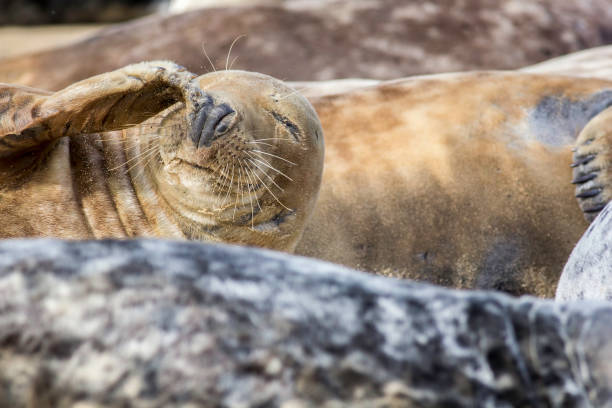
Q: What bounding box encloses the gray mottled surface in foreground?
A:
[0,239,611,407]
[557,202,612,301]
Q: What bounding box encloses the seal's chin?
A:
[161,156,219,193]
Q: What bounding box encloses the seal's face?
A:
[154,70,324,250]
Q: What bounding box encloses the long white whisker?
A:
[124,146,160,174]
[229,55,239,70]
[278,86,309,101]
[109,142,159,171]
[244,165,262,212]
[247,159,285,192]
[223,161,236,206]
[215,162,231,207]
[248,137,294,142]
[252,149,296,166]
[239,160,255,229]
[212,162,230,201]
[226,34,246,71]
[234,164,244,220]
[245,152,293,182]
[140,146,162,172]
[201,42,217,72]
[249,165,292,212]
[246,140,275,148]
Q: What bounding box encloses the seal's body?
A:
[5,64,612,297]
[0,62,324,251]
[298,72,612,296]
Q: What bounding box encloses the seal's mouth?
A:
[164,157,215,176]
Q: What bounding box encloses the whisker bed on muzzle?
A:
[244,164,263,212]
[246,140,275,148]
[245,152,293,182]
[233,164,244,221]
[223,160,236,207]
[248,163,292,212]
[124,146,160,174]
[251,149,296,166]
[215,162,234,207]
[212,162,230,200]
[238,159,255,229]
[247,136,295,143]
[247,159,285,192]
[108,142,159,172]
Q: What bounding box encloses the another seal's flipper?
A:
[572,106,612,222]
[0,61,198,158]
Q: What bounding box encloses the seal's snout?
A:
[190,100,236,148]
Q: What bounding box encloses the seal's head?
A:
[150,70,324,251]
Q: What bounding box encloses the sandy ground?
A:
[0,24,104,59]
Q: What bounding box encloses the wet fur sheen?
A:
[298,72,612,297]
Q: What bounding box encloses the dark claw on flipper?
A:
[571,173,598,184]
[576,187,602,198]
[584,203,607,213]
[571,154,596,168]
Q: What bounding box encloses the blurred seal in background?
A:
[1,0,611,89]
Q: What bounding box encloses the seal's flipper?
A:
[0,61,197,157]
[572,106,612,222]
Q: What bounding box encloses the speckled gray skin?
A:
[1,239,612,407]
[557,202,612,301]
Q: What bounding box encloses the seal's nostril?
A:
[190,106,208,145]
[190,96,213,145]
[216,123,229,134]
[214,108,235,136]
[198,103,236,148]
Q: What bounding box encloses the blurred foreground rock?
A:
[2,0,612,89]
[0,239,611,407]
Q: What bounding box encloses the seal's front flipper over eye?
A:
[572,106,612,222]
[0,61,198,158]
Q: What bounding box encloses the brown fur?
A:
[5,64,612,298]
[297,72,612,297]
[2,0,612,90]
[0,61,324,251]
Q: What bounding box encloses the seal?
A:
[296,71,612,297]
[2,0,612,90]
[0,61,324,251]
